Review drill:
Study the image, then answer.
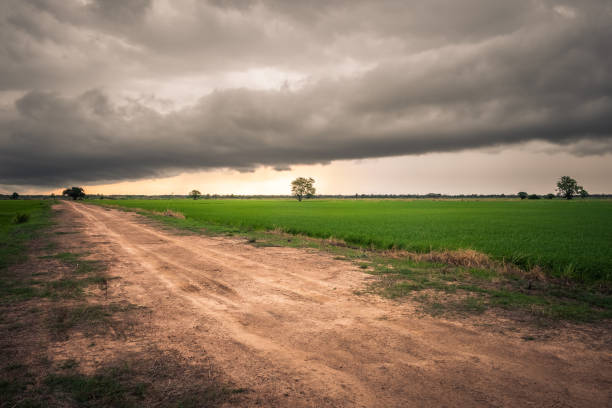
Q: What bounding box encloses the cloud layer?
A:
[1,0,611,186]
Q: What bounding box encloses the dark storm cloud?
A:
[0,0,611,186]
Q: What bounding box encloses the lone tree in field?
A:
[291,177,316,202]
[10,192,19,200]
[556,176,585,200]
[517,191,528,200]
[62,187,85,200]
[189,189,202,200]
[579,188,589,198]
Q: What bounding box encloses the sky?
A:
[1,0,611,195]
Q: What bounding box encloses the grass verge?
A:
[4,351,245,408]
[0,200,52,269]
[1,251,111,303]
[365,255,612,322]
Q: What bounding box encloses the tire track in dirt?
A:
[62,201,612,407]
[68,202,379,405]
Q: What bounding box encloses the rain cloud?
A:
[1,0,611,186]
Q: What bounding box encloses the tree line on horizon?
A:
[0,176,599,201]
[517,176,589,200]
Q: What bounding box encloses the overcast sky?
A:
[1,0,611,195]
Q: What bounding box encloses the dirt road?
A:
[56,201,611,407]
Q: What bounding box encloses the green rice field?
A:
[98,199,612,284]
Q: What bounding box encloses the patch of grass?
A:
[5,363,26,371]
[12,212,30,224]
[47,275,109,299]
[0,201,55,304]
[50,252,83,263]
[1,251,111,303]
[0,275,112,303]
[40,351,247,408]
[367,254,612,321]
[45,366,147,408]
[0,379,29,401]
[0,200,52,270]
[0,364,143,408]
[0,280,49,302]
[1,346,244,407]
[39,252,103,276]
[457,296,488,313]
[49,303,137,337]
[467,268,499,280]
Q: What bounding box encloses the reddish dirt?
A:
[52,201,611,407]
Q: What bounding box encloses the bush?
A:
[13,213,30,224]
[527,194,540,200]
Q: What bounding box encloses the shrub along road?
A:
[3,200,611,407]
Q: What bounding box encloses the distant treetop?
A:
[189,189,202,200]
[62,187,85,200]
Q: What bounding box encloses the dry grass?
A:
[153,209,186,219]
[380,248,548,281]
[259,224,554,285]
[322,236,349,247]
[263,227,545,282]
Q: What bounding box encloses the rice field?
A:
[97,198,612,283]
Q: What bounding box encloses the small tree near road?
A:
[62,187,85,200]
[189,189,202,200]
[291,177,316,202]
[518,191,528,200]
[556,176,584,200]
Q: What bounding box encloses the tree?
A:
[10,192,19,200]
[189,189,202,200]
[545,193,555,199]
[578,188,589,198]
[291,177,316,201]
[517,191,528,200]
[62,187,85,200]
[556,176,583,200]
[528,194,540,200]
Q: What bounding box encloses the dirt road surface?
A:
[55,201,611,407]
